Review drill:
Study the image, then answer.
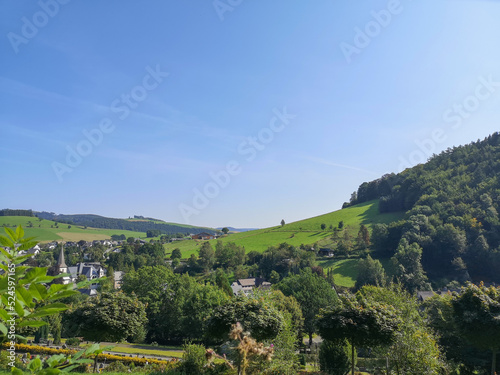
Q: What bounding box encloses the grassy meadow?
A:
[164,200,404,257]
[0,216,146,242]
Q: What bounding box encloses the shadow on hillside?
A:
[308,232,322,237]
[333,259,359,280]
[355,200,404,226]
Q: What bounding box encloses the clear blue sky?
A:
[1,0,500,228]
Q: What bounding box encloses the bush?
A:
[65,337,81,347]
[319,340,351,375]
[298,353,307,367]
[182,343,207,375]
[103,360,129,372]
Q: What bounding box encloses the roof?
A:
[238,278,259,287]
[417,291,435,301]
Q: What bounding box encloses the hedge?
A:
[1,343,177,368]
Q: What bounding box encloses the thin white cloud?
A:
[95,147,221,172]
[0,122,65,147]
[304,155,380,175]
[0,77,241,145]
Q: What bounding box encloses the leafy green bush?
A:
[65,338,81,347]
[319,340,351,375]
[182,343,207,375]
[102,361,129,372]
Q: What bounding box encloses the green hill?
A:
[344,132,500,285]
[164,200,404,258]
[0,216,146,242]
[34,212,214,235]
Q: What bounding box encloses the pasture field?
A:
[0,216,146,242]
[276,200,403,232]
[318,258,360,288]
[164,200,404,257]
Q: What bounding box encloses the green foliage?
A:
[452,283,500,375]
[354,255,386,290]
[360,285,444,375]
[317,293,400,349]
[214,268,233,297]
[391,239,430,293]
[259,243,316,280]
[198,242,216,272]
[266,290,304,342]
[170,248,182,259]
[356,224,370,250]
[65,337,81,347]
[182,343,207,375]
[102,360,129,373]
[0,226,113,375]
[35,212,214,236]
[277,269,338,346]
[349,133,500,284]
[123,267,229,344]
[424,293,489,373]
[0,226,78,344]
[269,270,280,284]
[207,293,284,343]
[164,200,401,258]
[319,340,351,375]
[107,242,167,271]
[63,291,147,342]
[215,241,246,269]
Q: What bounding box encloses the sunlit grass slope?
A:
[0,216,146,242]
[164,200,404,258]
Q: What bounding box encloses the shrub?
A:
[182,343,207,375]
[65,337,81,347]
[103,360,129,372]
[1,343,176,368]
[319,340,351,375]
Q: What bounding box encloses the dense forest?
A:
[0,209,34,217]
[344,132,500,284]
[33,212,215,235]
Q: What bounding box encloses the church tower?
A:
[56,243,68,274]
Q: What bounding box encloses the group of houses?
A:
[230,277,272,296]
[55,245,110,295]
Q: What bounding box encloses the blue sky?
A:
[1,0,500,228]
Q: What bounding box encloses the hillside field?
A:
[164,200,404,258]
[0,216,146,242]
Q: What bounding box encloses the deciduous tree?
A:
[317,293,400,375]
[277,268,338,346]
[452,283,500,375]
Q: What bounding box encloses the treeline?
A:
[107,242,166,271]
[344,133,500,285]
[0,208,34,217]
[34,212,215,235]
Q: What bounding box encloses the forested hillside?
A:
[34,212,215,235]
[345,132,500,284]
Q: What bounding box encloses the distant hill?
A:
[0,216,146,242]
[33,212,215,235]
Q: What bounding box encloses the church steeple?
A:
[57,243,68,274]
